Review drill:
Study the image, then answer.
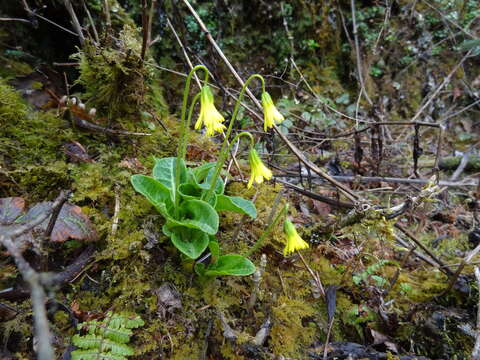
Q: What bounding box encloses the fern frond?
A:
[71,312,143,360]
[72,334,134,356]
[71,349,128,360]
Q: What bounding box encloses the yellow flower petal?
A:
[248,149,273,188]
[196,86,225,137]
[283,219,309,256]
[262,92,284,131]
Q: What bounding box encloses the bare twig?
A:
[0,191,70,360]
[21,0,78,37]
[111,185,121,238]
[217,311,237,342]
[472,266,480,360]
[410,49,473,123]
[253,316,272,346]
[82,0,99,44]
[63,0,86,45]
[450,153,470,182]
[298,252,325,298]
[104,0,111,28]
[395,223,454,276]
[0,17,31,23]
[45,191,70,238]
[72,117,152,136]
[166,17,201,87]
[444,242,480,294]
[275,175,478,188]
[350,0,373,106]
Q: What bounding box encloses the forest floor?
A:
[1,1,480,359]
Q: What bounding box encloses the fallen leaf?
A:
[325,285,337,324]
[15,201,97,242]
[63,141,94,163]
[0,197,25,225]
[154,283,182,319]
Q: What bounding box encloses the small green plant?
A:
[131,65,287,277]
[352,259,395,286]
[71,312,144,360]
[370,65,383,77]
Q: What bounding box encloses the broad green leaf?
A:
[204,254,256,276]
[130,175,173,218]
[164,225,209,259]
[215,195,257,218]
[153,157,187,203]
[165,199,219,235]
[153,157,187,189]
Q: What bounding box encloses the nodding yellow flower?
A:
[195,85,226,136]
[247,149,272,188]
[261,92,285,131]
[283,219,309,256]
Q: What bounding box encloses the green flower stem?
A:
[245,204,288,257]
[203,74,265,201]
[202,132,254,200]
[179,92,201,160]
[175,65,209,215]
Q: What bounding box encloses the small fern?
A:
[71,312,144,360]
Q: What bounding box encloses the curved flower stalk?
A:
[194,85,226,137]
[247,149,272,188]
[261,92,284,131]
[203,74,266,201]
[283,219,309,256]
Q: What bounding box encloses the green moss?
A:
[270,296,316,356]
[73,24,167,123]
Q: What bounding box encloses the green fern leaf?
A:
[71,349,128,360]
[71,312,143,360]
[72,334,134,356]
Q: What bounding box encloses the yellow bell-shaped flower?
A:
[195,85,226,137]
[247,148,272,188]
[261,92,285,131]
[283,219,309,256]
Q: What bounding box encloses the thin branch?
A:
[82,0,99,44]
[0,17,31,23]
[395,223,454,276]
[350,0,373,106]
[63,0,86,45]
[166,17,201,88]
[44,192,70,238]
[472,266,480,360]
[410,49,473,123]
[275,174,478,188]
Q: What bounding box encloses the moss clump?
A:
[270,296,316,356]
[73,24,167,123]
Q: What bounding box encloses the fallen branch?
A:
[472,266,480,360]
[0,191,70,360]
[275,174,478,188]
